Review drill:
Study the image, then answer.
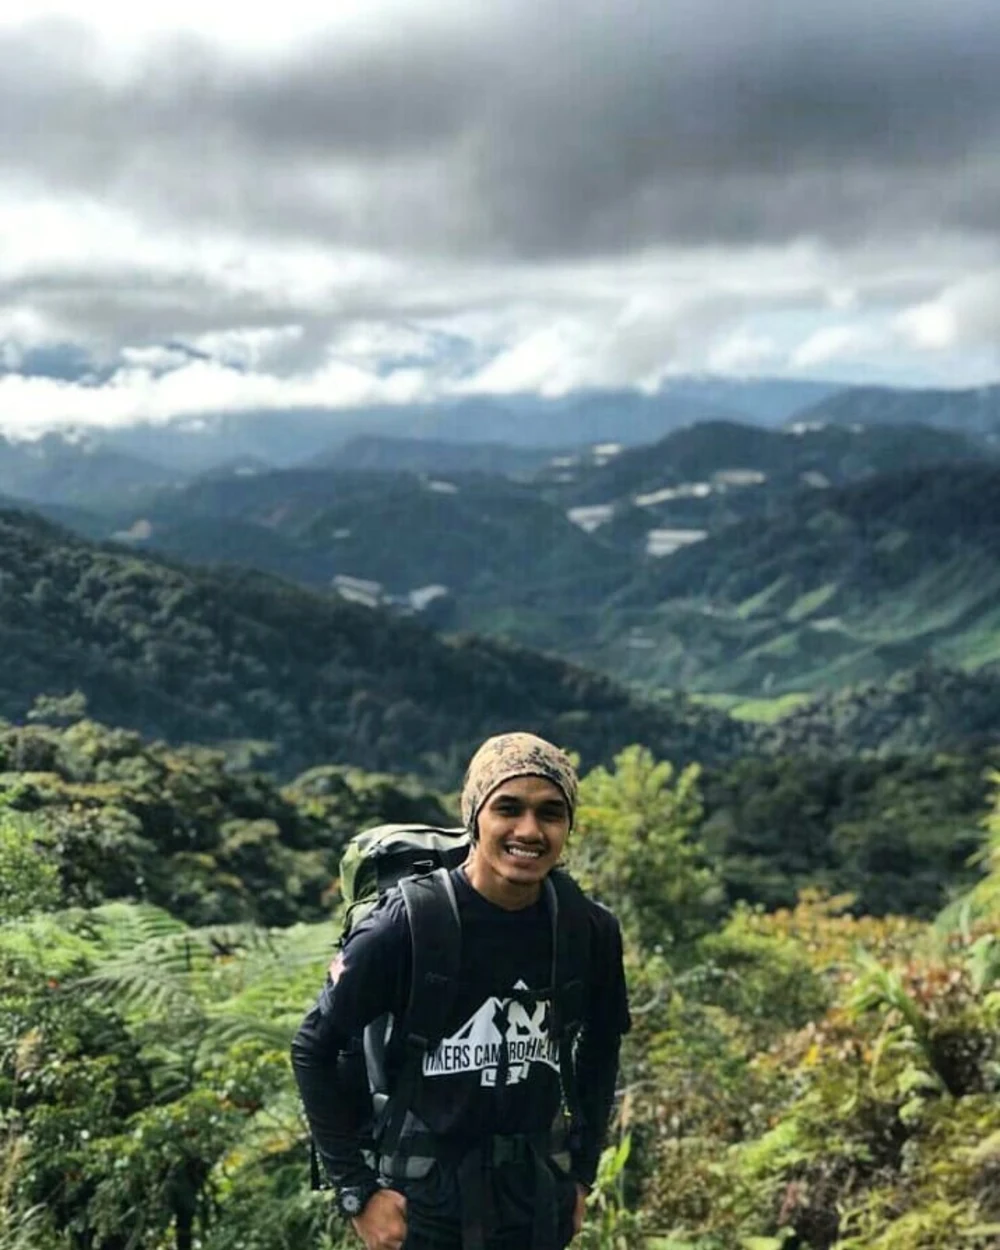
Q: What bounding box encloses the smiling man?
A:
[292,731,631,1250]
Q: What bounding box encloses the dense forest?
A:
[0,510,744,781]
[2,714,999,1249]
[23,421,1000,702]
[2,412,1000,1249]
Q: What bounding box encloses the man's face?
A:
[473,775,571,897]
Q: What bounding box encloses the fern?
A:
[201,1012,294,1052]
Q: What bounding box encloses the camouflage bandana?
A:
[460,732,579,835]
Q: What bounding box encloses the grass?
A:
[786,582,838,623]
[728,692,814,723]
[734,576,792,620]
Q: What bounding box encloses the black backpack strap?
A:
[400,868,462,1046]
[377,868,462,1157]
[543,870,592,1151]
[545,868,591,1037]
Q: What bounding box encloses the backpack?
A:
[324,822,592,1180]
[338,822,471,940]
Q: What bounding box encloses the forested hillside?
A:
[0,714,986,927]
[46,428,1000,717]
[799,380,1000,436]
[3,730,998,1250]
[753,665,1000,757]
[0,509,744,780]
[538,418,987,512]
[93,467,631,624]
[591,463,1000,693]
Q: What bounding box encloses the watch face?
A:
[341,1190,363,1215]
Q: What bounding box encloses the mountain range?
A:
[2,373,1000,761]
[798,382,1000,439]
[1,376,841,481]
[593,462,1000,694]
[0,508,746,781]
[0,431,179,508]
[6,409,998,704]
[535,418,991,556]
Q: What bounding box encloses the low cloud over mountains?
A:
[4,1,1000,427]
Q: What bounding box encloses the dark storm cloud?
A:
[4,0,1000,258]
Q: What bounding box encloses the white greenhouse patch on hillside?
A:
[409,585,449,611]
[646,528,708,557]
[567,504,614,531]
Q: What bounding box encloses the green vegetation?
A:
[700,748,994,917]
[731,693,813,723]
[0,716,448,928]
[3,423,1000,1247]
[600,464,1000,695]
[99,467,630,611]
[29,428,1000,732]
[572,757,1000,1249]
[754,664,1000,757]
[2,718,998,1249]
[0,509,745,782]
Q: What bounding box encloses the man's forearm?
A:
[291,1005,378,1188]
[571,1030,623,1186]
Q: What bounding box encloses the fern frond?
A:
[0,915,94,976]
[86,901,188,950]
[202,1012,295,1051]
[70,961,198,1016]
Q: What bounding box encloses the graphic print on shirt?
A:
[422,980,560,1086]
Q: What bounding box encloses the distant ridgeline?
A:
[3,413,1000,764]
[0,509,746,782]
[34,418,996,701]
[582,461,1000,694]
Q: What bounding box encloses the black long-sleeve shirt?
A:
[291,866,630,1194]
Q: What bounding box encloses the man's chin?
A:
[500,857,551,883]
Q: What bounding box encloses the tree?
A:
[27,692,88,727]
[0,809,58,922]
[571,746,723,953]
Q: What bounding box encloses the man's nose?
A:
[515,807,542,837]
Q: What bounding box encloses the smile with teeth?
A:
[505,844,544,859]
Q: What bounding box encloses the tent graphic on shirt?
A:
[422,979,561,1087]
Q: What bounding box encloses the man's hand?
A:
[352,1187,407,1250]
[571,1183,588,1237]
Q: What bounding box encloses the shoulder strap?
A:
[399,867,462,1048]
[544,868,591,1038]
[376,868,462,1158]
[544,869,592,1147]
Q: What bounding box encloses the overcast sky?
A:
[3,0,1000,433]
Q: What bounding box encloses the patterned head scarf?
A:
[460,732,579,835]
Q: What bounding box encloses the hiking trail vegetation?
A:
[2,718,998,1249]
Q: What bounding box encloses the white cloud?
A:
[4,230,1000,435]
[895,302,958,351]
[0,1,418,56]
[0,352,435,439]
[790,324,884,370]
[707,330,782,374]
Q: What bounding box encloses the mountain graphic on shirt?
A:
[422,979,561,1087]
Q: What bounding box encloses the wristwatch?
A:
[337,1178,380,1219]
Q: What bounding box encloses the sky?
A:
[3,0,1000,434]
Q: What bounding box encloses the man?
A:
[292,732,631,1250]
